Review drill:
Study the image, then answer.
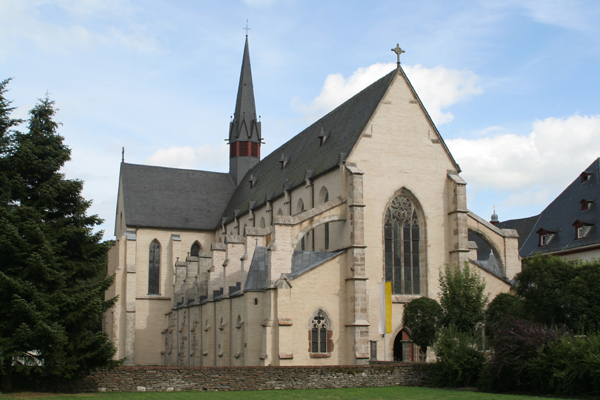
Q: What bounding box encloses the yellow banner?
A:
[385,281,392,334]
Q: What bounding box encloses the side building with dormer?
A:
[498,158,600,264]
[104,38,520,366]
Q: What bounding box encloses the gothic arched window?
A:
[148,239,160,295]
[190,241,201,257]
[384,194,421,294]
[311,311,329,353]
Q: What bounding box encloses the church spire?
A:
[229,36,261,186]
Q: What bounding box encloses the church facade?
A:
[104,38,521,366]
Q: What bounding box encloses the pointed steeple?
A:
[229,36,262,186]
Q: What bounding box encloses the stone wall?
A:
[53,364,432,393]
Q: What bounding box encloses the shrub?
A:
[485,293,524,336]
[527,332,600,396]
[483,316,563,392]
[431,325,485,387]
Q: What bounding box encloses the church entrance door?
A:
[393,329,413,362]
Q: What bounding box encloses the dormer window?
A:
[573,220,594,240]
[581,172,593,183]
[279,153,289,170]
[318,125,329,147]
[580,199,593,211]
[537,228,557,247]
[249,173,257,189]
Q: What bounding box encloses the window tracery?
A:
[311,311,328,353]
[384,194,420,295]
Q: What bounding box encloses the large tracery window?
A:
[148,239,160,295]
[385,194,420,295]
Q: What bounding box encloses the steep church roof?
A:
[222,69,397,223]
[502,158,600,257]
[118,162,235,230]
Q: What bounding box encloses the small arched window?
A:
[311,311,329,353]
[148,239,160,295]
[384,193,421,295]
[190,241,201,257]
[260,217,266,228]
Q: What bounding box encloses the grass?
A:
[0,386,564,400]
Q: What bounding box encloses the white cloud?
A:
[0,0,158,56]
[403,64,483,125]
[447,114,600,192]
[294,62,482,126]
[511,0,599,34]
[145,143,229,171]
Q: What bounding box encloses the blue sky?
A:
[1,0,599,239]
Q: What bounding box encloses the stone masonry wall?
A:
[53,364,432,393]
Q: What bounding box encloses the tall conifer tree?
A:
[0,82,118,392]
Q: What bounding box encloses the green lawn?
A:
[0,386,564,400]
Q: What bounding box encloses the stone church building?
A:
[104,38,521,366]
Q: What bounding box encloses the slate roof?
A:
[221,69,398,223]
[119,163,236,231]
[244,246,269,291]
[503,158,600,258]
[290,250,344,278]
[496,214,540,250]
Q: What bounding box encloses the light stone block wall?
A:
[346,69,513,361]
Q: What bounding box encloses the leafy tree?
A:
[0,84,118,392]
[439,263,488,333]
[515,254,600,332]
[485,292,524,335]
[432,325,486,387]
[402,297,443,361]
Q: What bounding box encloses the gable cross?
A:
[391,44,405,66]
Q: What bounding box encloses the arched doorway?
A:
[393,329,413,362]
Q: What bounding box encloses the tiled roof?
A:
[221,69,398,223]
[506,158,600,258]
[119,163,236,230]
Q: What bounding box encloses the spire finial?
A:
[244,20,251,37]
[391,44,405,66]
[122,147,124,162]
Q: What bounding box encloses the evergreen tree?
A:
[439,263,488,333]
[0,84,118,392]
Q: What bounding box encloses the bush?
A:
[527,332,600,396]
[483,316,564,392]
[431,325,485,387]
[485,293,525,335]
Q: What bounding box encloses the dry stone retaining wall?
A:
[55,364,432,393]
